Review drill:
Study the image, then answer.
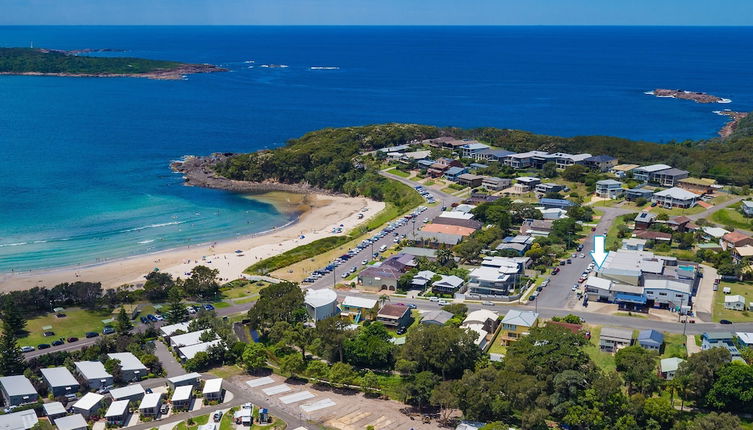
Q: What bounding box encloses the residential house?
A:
[401,247,438,260]
[304,288,339,321]
[554,152,592,169]
[678,177,716,195]
[497,310,539,346]
[652,168,690,187]
[637,329,664,351]
[722,231,753,250]
[667,216,693,232]
[420,310,453,326]
[457,173,484,188]
[177,340,223,362]
[611,164,640,178]
[595,179,624,199]
[171,385,194,411]
[652,187,700,209]
[461,310,500,348]
[357,254,412,291]
[478,149,516,163]
[599,327,633,352]
[40,367,80,398]
[660,357,684,380]
[634,212,656,230]
[534,183,565,194]
[733,245,753,262]
[724,295,746,311]
[496,235,534,255]
[106,400,130,426]
[538,198,575,209]
[339,296,378,321]
[107,353,148,382]
[632,164,672,182]
[0,410,38,430]
[444,166,469,182]
[622,238,647,251]
[167,373,201,390]
[376,304,411,328]
[506,151,549,169]
[416,159,435,170]
[72,392,104,418]
[170,329,213,349]
[742,201,753,217]
[159,322,191,339]
[625,187,654,201]
[411,270,436,289]
[701,332,741,358]
[0,375,38,406]
[467,256,527,296]
[584,276,614,302]
[584,155,618,172]
[421,223,476,237]
[138,393,163,418]
[644,279,692,308]
[519,219,554,237]
[109,384,145,402]
[378,144,410,154]
[634,229,673,243]
[432,275,464,295]
[703,226,730,241]
[465,193,502,205]
[481,176,511,191]
[43,402,67,422]
[54,415,88,430]
[203,378,223,402]
[461,142,491,159]
[406,230,464,248]
[469,163,489,170]
[432,216,483,230]
[737,332,753,348]
[427,158,461,177]
[74,361,114,390]
[512,176,541,193]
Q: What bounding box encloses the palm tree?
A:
[436,249,454,268]
[378,294,390,306]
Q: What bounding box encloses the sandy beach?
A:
[0,193,384,291]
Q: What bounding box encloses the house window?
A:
[659,292,667,296]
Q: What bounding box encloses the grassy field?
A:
[176,414,209,430]
[220,407,237,430]
[713,281,753,322]
[605,214,627,251]
[711,203,752,230]
[662,333,688,359]
[20,307,113,347]
[220,279,270,299]
[385,167,411,178]
[210,365,245,379]
[583,326,616,372]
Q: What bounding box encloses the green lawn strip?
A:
[184,414,210,430]
[232,297,258,305]
[605,214,627,251]
[220,407,238,430]
[662,333,688,359]
[220,280,269,299]
[20,307,113,347]
[388,168,411,178]
[652,204,705,217]
[374,373,404,400]
[210,365,245,380]
[712,281,753,322]
[710,203,752,230]
[583,326,616,372]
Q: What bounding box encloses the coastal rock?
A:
[649,88,730,104]
[717,111,749,138]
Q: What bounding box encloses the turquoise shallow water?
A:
[1,26,753,272]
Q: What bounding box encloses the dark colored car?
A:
[140,316,148,324]
[37,343,51,350]
[552,267,560,275]
[67,337,78,343]
[147,314,158,322]
[103,326,115,335]
[720,319,733,325]
[51,340,64,346]
[43,331,55,337]
[85,331,99,338]
[407,304,417,309]
[204,304,215,311]
[396,326,407,335]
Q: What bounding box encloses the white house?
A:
[159,322,191,339]
[170,330,214,349]
[644,279,692,308]
[72,392,104,418]
[74,361,113,390]
[171,385,194,411]
[595,179,624,199]
[652,187,700,209]
[138,393,163,418]
[40,367,80,398]
[431,275,464,295]
[167,373,201,390]
[742,201,753,217]
[107,353,148,382]
[43,402,67,422]
[304,288,339,321]
[177,340,223,361]
[660,357,684,380]
[203,378,223,402]
[54,414,88,430]
[109,384,145,402]
[599,327,633,352]
[0,375,38,406]
[105,399,130,426]
[724,294,746,311]
[0,410,38,430]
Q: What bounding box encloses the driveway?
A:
[154,340,185,378]
[694,265,717,322]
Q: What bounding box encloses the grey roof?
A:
[445,166,465,176]
[634,212,656,222]
[400,247,438,258]
[600,327,633,342]
[434,275,464,289]
[0,375,36,397]
[657,168,689,177]
[421,310,453,325]
[0,410,38,430]
[501,310,538,327]
[654,187,699,200]
[54,414,87,430]
[637,164,671,173]
[596,179,623,186]
[109,384,145,400]
[75,361,113,381]
[168,373,202,385]
[40,367,79,388]
[480,149,516,158]
[638,329,664,346]
[660,357,684,373]
[106,400,130,418]
[586,155,617,162]
[43,402,66,417]
[107,352,147,371]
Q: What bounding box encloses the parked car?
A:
[147,314,158,322]
[213,412,223,422]
[482,301,494,306]
[21,346,35,353]
[396,326,407,335]
[51,340,64,347]
[154,314,164,321]
[140,316,148,324]
[67,337,79,343]
[552,267,560,275]
[43,331,55,337]
[102,326,115,335]
[204,304,215,311]
[37,344,51,350]
[160,404,169,415]
[85,332,99,338]
[720,319,733,325]
[407,304,417,309]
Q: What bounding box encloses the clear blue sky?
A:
[3,0,753,26]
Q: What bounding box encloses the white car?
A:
[21,346,35,353]
[571,285,578,291]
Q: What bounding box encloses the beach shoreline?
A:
[0,193,384,292]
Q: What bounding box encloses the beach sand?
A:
[0,193,384,291]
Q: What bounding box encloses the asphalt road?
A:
[536,206,632,308]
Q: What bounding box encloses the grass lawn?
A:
[662,333,688,359]
[220,280,270,299]
[20,307,113,347]
[210,365,245,379]
[583,326,616,372]
[375,373,404,400]
[220,407,238,430]
[652,204,706,217]
[605,214,627,251]
[386,167,411,178]
[176,414,209,430]
[712,281,753,322]
[711,203,752,230]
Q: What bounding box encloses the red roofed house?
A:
[377,304,411,327]
[634,230,672,243]
[722,231,753,250]
[357,253,415,292]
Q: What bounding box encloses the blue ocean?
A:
[2,26,753,272]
